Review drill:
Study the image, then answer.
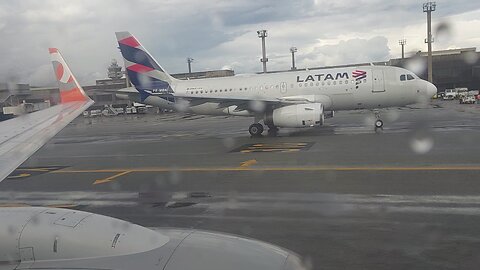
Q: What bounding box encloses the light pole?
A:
[290,47,297,70]
[257,30,268,73]
[187,57,194,74]
[423,2,436,83]
[399,39,406,59]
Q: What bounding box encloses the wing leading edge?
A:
[0,48,93,182]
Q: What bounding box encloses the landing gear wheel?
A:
[249,123,264,137]
[374,119,383,129]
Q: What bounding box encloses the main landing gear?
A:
[248,123,279,137]
[249,123,264,137]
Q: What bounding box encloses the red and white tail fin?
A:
[49,48,90,103]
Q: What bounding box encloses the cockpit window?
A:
[400,74,415,81]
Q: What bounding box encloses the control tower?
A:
[107,59,123,80]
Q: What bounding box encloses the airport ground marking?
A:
[7,173,31,179]
[92,170,133,185]
[239,159,257,168]
[50,165,480,177]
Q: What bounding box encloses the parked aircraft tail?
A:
[115,31,175,101]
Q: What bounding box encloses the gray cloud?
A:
[0,0,479,86]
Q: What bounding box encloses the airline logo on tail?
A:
[49,48,89,103]
[115,32,174,102]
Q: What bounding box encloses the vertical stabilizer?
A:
[115,32,175,100]
[49,48,90,103]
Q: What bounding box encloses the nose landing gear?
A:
[373,110,384,132]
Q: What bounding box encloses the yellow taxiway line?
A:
[49,165,480,174]
[92,170,133,185]
[31,165,480,185]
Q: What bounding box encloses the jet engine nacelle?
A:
[266,103,324,128]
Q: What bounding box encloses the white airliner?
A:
[115,31,437,136]
[0,49,304,269]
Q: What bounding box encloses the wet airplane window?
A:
[4,2,478,270]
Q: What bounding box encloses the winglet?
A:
[49,48,90,103]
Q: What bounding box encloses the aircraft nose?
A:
[426,81,437,98]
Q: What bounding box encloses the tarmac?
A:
[2,99,480,270]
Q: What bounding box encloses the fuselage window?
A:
[310,82,314,87]
[339,81,343,85]
[363,79,367,83]
[345,80,348,84]
[407,74,414,80]
[299,83,302,87]
[333,81,336,85]
[210,90,212,93]
[304,83,308,87]
[327,81,331,85]
[195,91,198,94]
[275,85,279,89]
[316,82,319,86]
[400,74,406,81]
[230,89,232,91]
[322,82,325,86]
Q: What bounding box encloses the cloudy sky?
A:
[0,0,479,86]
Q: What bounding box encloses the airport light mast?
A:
[257,30,268,73]
[290,47,297,70]
[187,57,194,74]
[423,2,436,83]
[399,39,407,59]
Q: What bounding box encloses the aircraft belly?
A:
[329,93,356,110]
[190,103,228,116]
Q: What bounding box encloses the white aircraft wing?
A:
[0,48,93,182]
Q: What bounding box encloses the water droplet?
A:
[434,22,453,45]
[249,100,266,113]
[405,55,427,75]
[463,51,479,65]
[410,134,434,154]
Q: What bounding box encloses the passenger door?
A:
[372,69,385,92]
